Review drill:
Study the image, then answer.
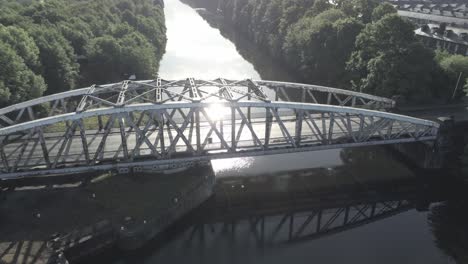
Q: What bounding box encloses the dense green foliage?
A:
[222,0,460,102]
[347,14,447,102]
[435,51,468,99]
[0,0,166,106]
[0,25,46,105]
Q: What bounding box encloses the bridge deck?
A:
[0,109,437,179]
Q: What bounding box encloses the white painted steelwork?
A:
[0,79,437,179]
[0,79,395,129]
[0,104,438,179]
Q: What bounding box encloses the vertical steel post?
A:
[316,210,322,233]
[247,83,251,123]
[220,118,224,150]
[265,108,272,149]
[196,108,201,154]
[343,206,350,224]
[295,110,303,146]
[328,113,334,144]
[159,111,165,157]
[231,107,236,151]
[118,115,129,161]
[0,146,8,171]
[78,120,90,164]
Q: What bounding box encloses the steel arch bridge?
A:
[0,78,439,179]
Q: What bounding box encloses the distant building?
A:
[392,2,468,28]
[415,23,468,55]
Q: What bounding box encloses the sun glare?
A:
[207,103,230,121]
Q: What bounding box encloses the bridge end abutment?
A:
[387,116,463,172]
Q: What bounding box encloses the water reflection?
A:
[158,0,260,79]
[102,166,460,264]
[211,157,254,175]
[99,116,468,264]
[338,148,414,182]
[2,138,465,264]
[429,185,468,264]
[181,0,298,82]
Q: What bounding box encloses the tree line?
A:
[0,0,166,107]
[221,0,468,103]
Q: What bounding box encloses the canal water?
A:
[158,0,344,177]
[158,0,260,80]
[94,0,467,263]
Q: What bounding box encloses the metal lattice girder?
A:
[0,79,395,129]
[257,80,396,109]
[0,101,438,179]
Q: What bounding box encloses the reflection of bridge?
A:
[156,176,435,248]
[189,195,412,245]
[0,79,439,179]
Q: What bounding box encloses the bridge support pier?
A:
[388,141,438,170]
[388,117,456,170]
[433,117,458,169]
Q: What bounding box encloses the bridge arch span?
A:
[0,101,438,179]
[0,79,395,129]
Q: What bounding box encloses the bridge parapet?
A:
[0,79,395,129]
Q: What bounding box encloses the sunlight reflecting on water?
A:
[211,150,344,177]
[158,0,261,79]
[211,157,255,174]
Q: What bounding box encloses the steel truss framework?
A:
[0,79,394,129]
[0,79,438,179]
[184,199,412,245]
